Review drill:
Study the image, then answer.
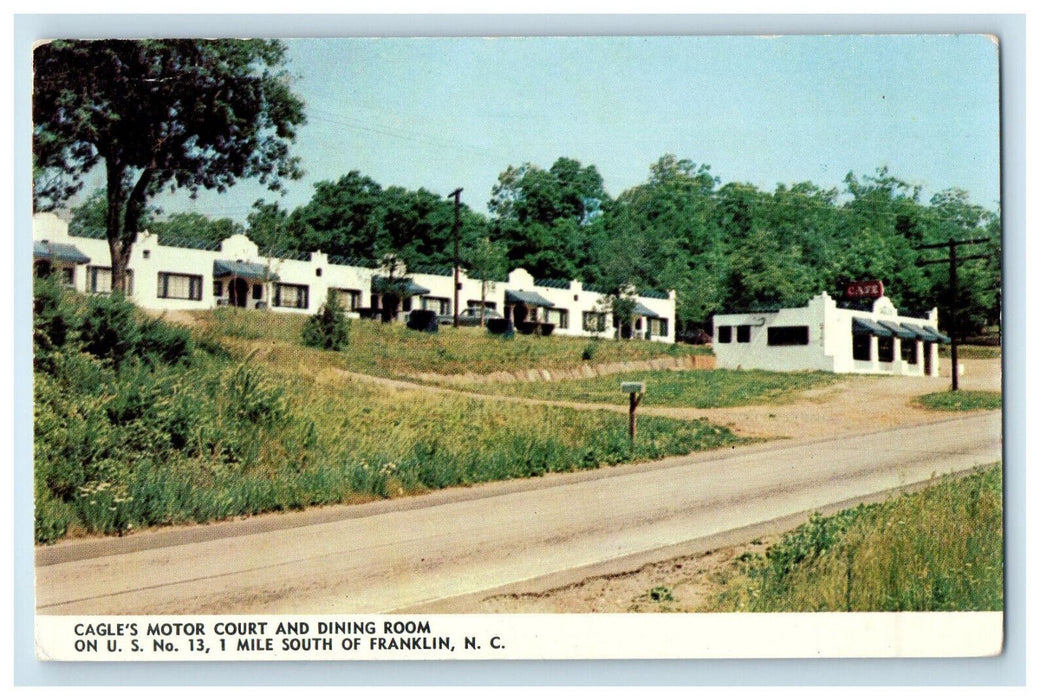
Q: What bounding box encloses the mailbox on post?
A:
[621,382,646,443]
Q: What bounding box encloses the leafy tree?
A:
[149,212,244,245]
[464,235,508,325]
[69,188,157,240]
[33,39,306,293]
[286,171,386,260]
[488,157,608,279]
[594,154,725,330]
[246,199,292,251]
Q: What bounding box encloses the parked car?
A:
[438,307,503,326]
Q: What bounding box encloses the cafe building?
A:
[712,290,950,376]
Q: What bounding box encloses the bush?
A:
[138,316,194,366]
[33,275,79,369]
[302,289,351,350]
[79,292,141,367]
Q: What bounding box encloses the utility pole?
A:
[916,237,992,391]
[448,187,463,329]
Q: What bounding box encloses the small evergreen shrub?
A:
[302,289,350,350]
[79,292,141,367]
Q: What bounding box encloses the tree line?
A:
[69,154,1000,341]
[35,39,1000,342]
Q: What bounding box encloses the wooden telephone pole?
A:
[448,188,463,329]
[915,237,992,391]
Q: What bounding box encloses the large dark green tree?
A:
[488,157,608,279]
[33,39,306,293]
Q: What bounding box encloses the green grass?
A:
[709,465,1003,612]
[939,344,1002,359]
[915,390,1003,412]
[437,368,840,408]
[35,298,743,542]
[191,308,709,378]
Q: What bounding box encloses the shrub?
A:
[302,289,351,350]
[79,292,141,367]
[32,275,79,369]
[138,316,194,366]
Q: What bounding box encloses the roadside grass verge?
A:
[191,308,709,378]
[35,292,744,543]
[435,368,840,408]
[914,390,1003,412]
[707,465,1003,612]
[940,344,1001,359]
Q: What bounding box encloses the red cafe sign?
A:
[845,280,884,299]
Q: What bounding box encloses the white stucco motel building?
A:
[32,212,677,343]
[713,292,950,376]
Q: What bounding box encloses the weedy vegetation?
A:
[34,283,745,543]
[708,465,1003,612]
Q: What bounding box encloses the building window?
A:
[583,311,607,333]
[878,336,895,362]
[767,326,809,346]
[157,272,203,300]
[252,284,263,300]
[88,266,133,295]
[422,296,450,315]
[543,308,568,329]
[334,288,362,310]
[852,334,872,361]
[649,318,669,337]
[718,325,732,343]
[900,338,918,364]
[213,281,223,297]
[736,325,751,343]
[273,283,309,309]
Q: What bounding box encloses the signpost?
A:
[621,382,645,443]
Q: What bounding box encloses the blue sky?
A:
[124,34,1001,221]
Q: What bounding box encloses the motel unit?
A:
[32,212,676,343]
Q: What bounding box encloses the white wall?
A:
[33,213,678,343]
[713,292,944,376]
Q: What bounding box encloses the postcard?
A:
[28,31,1005,663]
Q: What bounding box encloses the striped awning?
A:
[213,260,278,281]
[33,241,91,264]
[901,323,940,342]
[852,317,892,337]
[878,320,918,339]
[921,325,951,344]
[505,289,554,307]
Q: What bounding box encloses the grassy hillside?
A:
[191,307,709,378]
[34,289,743,543]
[707,465,1003,612]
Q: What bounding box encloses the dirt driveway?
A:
[470,358,1002,613]
[672,358,1001,441]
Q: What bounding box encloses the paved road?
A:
[36,411,1001,615]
